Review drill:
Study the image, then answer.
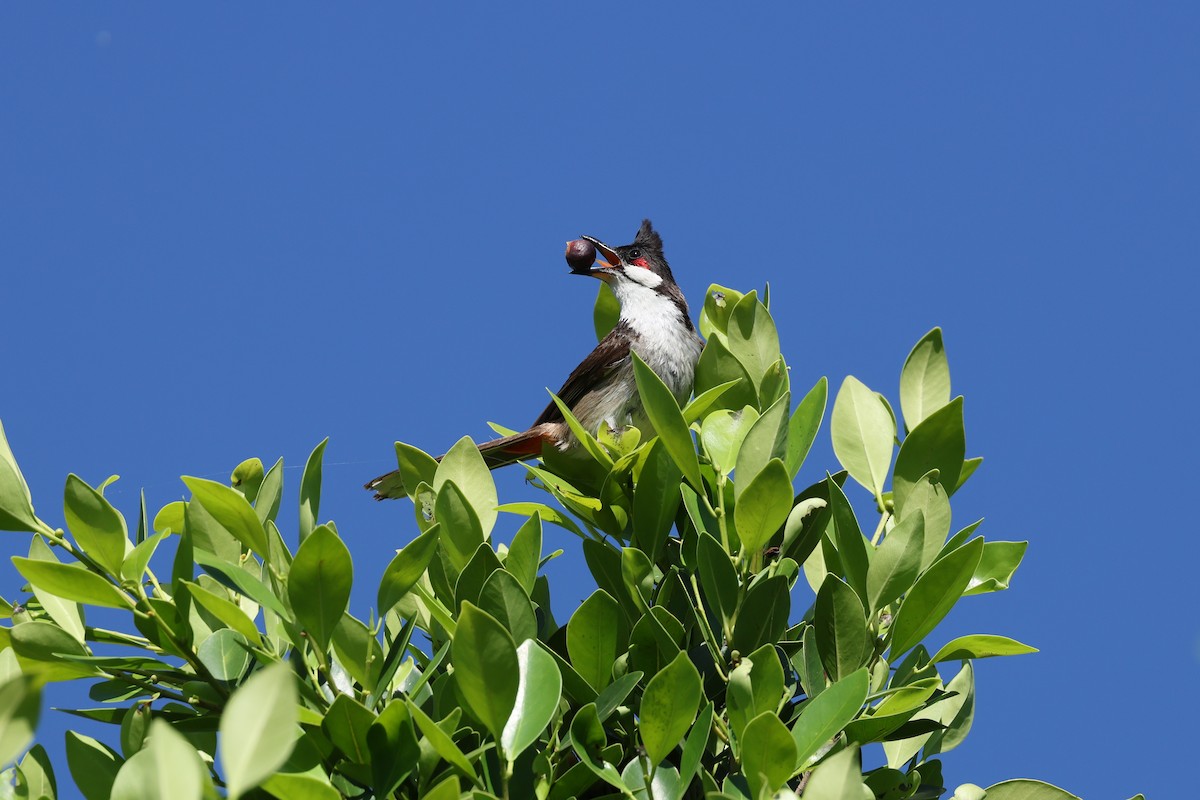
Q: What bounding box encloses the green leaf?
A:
[701,406,759,476]
[640,650,701,765]
[288,524,353,651]
[725,291,780,387]
[254,458,284,526]
[11,557,129,609]
[593,281,620,341]
[182,476,269,558]
[377,524,441,614]
[121,531,170,583]
[632,439,683,563]
[683,379,742,425]
[632,352,702,489]
[452,602,518,738]
[984,780,1083,800]
[814,575,870,682]
[500,639,562,760]
[180,580,261,642]
[890,537,984,657]
[569,702,625,790]
[787,377,828,478]
[831,376,895,499]
[548,391,615,468]
[322,694,375,764]
[594,671,643,722]
[732,576,789,655]
[726,643,784,742]
[866,510,925,612]
[964,540,1027,595]
[802,746,864,800]
[65,731,122,800]
[694,335,758,410]
[63,474,128,576]
[567,590,624,692]
[0,676,39,766]
[367,702,419,796]
[0,420,41,534]
[332,614,384,688]
[741,712,797,800]
[733,393,789,496]
[111,719,204,800]
[899,328,951,432]
[678,702,713,797]
[700,284,744,338]
[299,438,328,542]
[930,634,1038,662]
[790,668,869,768]
[197,629,252,680]
[733,459,793,553]
[192,549,288,618]
[826,476,870,604]
[219,662,298,800]
[11,619,98,682]
[230,457,264,503]
[479,569,537,644]
[504,513,542,595]
[894,397,965,513]
[434,480,485,572]
[152,501,186,535]
[902,473,953,570]
[454,543,503,610]
[697,532,739,633]
[408,701,476,779]
[260,774,343,800]
[436,435,499,538]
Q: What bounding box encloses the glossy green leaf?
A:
[569,702,625,790]
[697,532,738,632]
[22,538,86,642]
[12,557,129,609]
[593,281,620,341]
[63,474,128,575]
[230,457,264,503]
[632,352,702,488]
[254,457,284,526]
[694,335,758,410]
[182,476,269,558]
[479,569,537,644]
[732,576,789,655]
[931,634,1038,662]
[0,420,41,534]
[192,549,288,618]
[622,758,682,800]
[640,650,701,765]
[787,377,828,478]
[181,580,260,642]
[152,501,185,535]
[111,720,204,800]
[331,614,384,688]
[0,676,39,766]
[594,670,643,722]
[500,639,562,759]
[984,780,1083,800]
[260,773,342,800]
[504,513,542,595]
[831,376,895,499]
[733,458,793,553]
[726,643,784,742]
[435,480,485,572]
[377,524,440,614]
[815,575,870,682]
[121,530,170,583]
[894,397,965,513]
[700,284,745,338]
[65,731,121,800]
[790,667,869,768]
[632,439,683,562]
[408,701,477,779]
[741,711,797,800]
[903,472,952,570]
[683,379,742,424]
[890,537,984,657]
[548,391,615,468]
[11,620,98,681]
[567,589,624,691]
[803,746,863,800]
[454,542,503,610]
[733,393,789,496]
[964,540,1027,595]
[826,476,870,603]
[323,694,375,764]
[389,441,438,501]
[453,602,518,738]
[298,438,327,542]
[899,327,951,432]
[436,435,499,537]
[197,629,251,680]
[288,524,353,651]
[367,701,420,796]
[867,509,925,612]
[701,406,759,476]
[620,546,655,612]
[219,662,298,799]
[726,291,780,386]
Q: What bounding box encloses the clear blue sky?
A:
[2,4,1196,797]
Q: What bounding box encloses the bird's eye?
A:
[628,248,641,259]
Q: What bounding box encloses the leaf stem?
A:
[870,512,892,547]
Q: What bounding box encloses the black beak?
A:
[577,235,621,277]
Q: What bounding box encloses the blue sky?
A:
[2,4,1196,797]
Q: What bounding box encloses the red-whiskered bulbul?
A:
[366,219,704,500]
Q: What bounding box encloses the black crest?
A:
[634,219,664,254]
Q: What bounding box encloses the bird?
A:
[365,219,704,500]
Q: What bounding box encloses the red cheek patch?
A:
[631,257,650,268]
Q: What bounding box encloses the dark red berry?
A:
[565,239,596,272]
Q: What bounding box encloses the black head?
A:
[579,219,679,289]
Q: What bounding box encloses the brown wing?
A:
[533,323,632,426]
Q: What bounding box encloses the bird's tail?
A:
[365,424,558,501]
